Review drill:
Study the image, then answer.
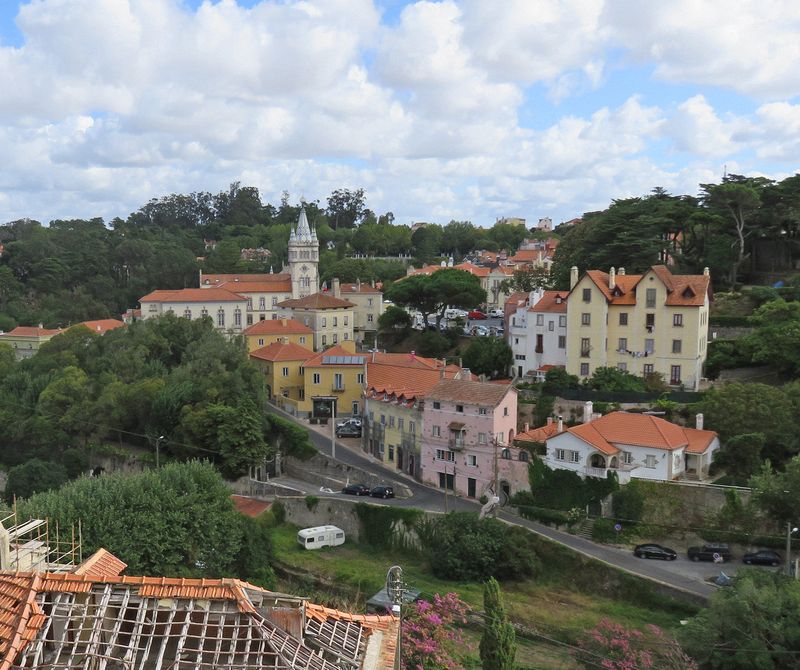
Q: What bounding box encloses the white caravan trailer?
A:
[297,525,346,550]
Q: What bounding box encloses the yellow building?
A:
[0,325,64,359]
[250,341,314,410]
[276,293,356,351]
[298,343,366,418]
[566,265,711,390]
[333,279,384,346]
[242,318,313,352]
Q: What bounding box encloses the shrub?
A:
[5,459,69,502]
[417,331,450,358]
[355,504,422,550]
[305,495,320,512]
[271,500,286,525]
[612,482,645,522]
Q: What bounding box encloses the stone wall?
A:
[277,496,366,541]
[284,454,413,498]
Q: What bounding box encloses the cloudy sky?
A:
[1,0,799,227]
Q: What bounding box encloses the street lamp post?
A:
[787,523,799,577]
[331,400,336,461]
[155,435,165,468]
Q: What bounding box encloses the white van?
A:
[297,526,346,550]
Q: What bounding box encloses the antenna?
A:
[386,565,404,606]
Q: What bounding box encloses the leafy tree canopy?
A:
[462,337,513,379]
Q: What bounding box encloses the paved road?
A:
[269,404,719,600]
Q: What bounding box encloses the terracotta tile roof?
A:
[582,266,710,307]
[530,290,569,313]
[563,412,718,454]
[1,326,63,338]
[509,249,542,263]
[140,288,245,303]
[303,344,367,368]
[230,495,273,518]
[368,352,443,369]
[201,272,290,285]
[366,358,463,399]
[0,574,45,666]
[427,378,514,407]
[453,262,490,277]
[250,341,314,362]
[218,280,293,293]
[244,318,312,336]
[516,421,564,443]
[277,293,356,310]
[340,282,382,294]
[73,549,127,577]
[73,319,126,334]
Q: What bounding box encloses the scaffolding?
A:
[0,508,82,572]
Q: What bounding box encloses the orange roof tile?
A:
[516,421,564,443]
[231,495,272,518]
[568,422,620,455]
[250,341,314,362]
[366,358,456,399]
[140,288,245,303]
[1,326,63,338]
[277,293,356,310]
[201,273,290,285]
[529,290,569,313]
[303,345,367,368]
[582,266,710,307]
[244,318,312,336]
[217,280,293,293]
[427,378,514,407]
[684,427,717,454]
[74,549,127,577]
[74,319,126,334]
[0,574,45,667]
[340,282,382,294]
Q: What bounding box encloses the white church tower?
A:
[288,206,319,298]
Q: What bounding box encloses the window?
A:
[501,448,511,460]
[455,404,464,413]
[282,367,289,377]
[367,314,373,323]
[646,288,656,308]
[247,314,253,325]
[622,451,633,464]
[321,335,327,346]
[479,407,487,415]
[535,334,543,353]
[436,449,455,461]
[581,337,591,356]
[148,304,158,312]
[644,338,655,353]
[259,297,266,309]
[333,316,338,327]
[357,373,365,384]
[334,373,343,390]
[673,313,683,327]
[478,432,487,444]
[559,315,567,327]
[217,309,225,327]
[672,339,682,354]
[558,335,566,349]
[619,312,628,326]
[300,336,306,344]
[368,298,373,307]
[389,415,395,427]
[555,449,566,461]
[409,421,415,434]
[617,362,627,372]
[343,332,348,340]
[388,446,394,461]
[536,314,544,326]
[234,308,242,326]
[503,406,509,416]
[618,337,628,351]
[519,451,529,462]
[333,334,338,343]
[514,337,519,345]
[645,455,656,469]
[548,320,554,331]
[322,317,327,327]
[646,313,655,328]
[582,288,591,303]
[257,338,264,346]
[398,418,404,431]
[299,367,304,375]
[670,365,681,385]
[570,451,580,463]
[433,401,441,410]
[380,414,386,425]
[516,354,526,360]
[247,298,253,310]
[201,308,208,317]
[580,363,590,376]
[581,313,591,326]
[184,309,192,319]
[432,425,441,437]
[271,296,278,307]
[344,316,348,325]
[313,373,321,384]
[643,363,654,374]
[467,454,477,467]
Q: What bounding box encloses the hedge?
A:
[514,504,571,526]
[708,315,753,327]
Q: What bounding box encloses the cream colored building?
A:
[276,293,356,351]
[333,279,383,346]
[139,288,248,334]
[566,265,711,390]
[243,318,313,352]
[0,325,64,359]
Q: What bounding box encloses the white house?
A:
[543,408,719,483]
[508,288,569,379]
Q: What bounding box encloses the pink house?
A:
[421,378,528,500]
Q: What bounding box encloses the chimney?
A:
[332,278,341,298]
[696,413,704,430]
[557,415,563,432]
[609,267,616,290]
[546,417,553,426]
[523,422,529,433]
[281,318,287,326]
[570,266,579,290]
[372,350,376,363]
[357,278,361,291]
[583,401,593,424]
[618,267,625,275]
[703,267,710,277]
[462,367,471,380]
[371,279,376,288]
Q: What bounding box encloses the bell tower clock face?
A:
[301,265,308,273]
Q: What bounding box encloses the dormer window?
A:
[682,287,695,299]
[555,296,562,304]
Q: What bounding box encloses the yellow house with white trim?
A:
[250,341,314,411]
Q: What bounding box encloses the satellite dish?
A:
[386,565,403,604]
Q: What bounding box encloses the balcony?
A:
[580,349,591,358]
[448,438,465,451]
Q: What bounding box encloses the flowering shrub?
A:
[402,592,472,670]
[579,618,697,670]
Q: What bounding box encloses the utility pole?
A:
[444,462,449,514]
[331,400,336,461]
[493,437,499,513]
[787,522,798,577]
[155,435,164,468]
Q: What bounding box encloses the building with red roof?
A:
[243,317,313,351]
[0,325,64,359]
[508,287,569,379]
[139,287,249,334]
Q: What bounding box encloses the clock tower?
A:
[288,206,319,299]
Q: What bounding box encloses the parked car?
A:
[337,417,362,429]
[336,424,362,438]
[633,543,677,560]
[488,308,504,318]
[370,485,395,499]
[342,483,370,496]
[490,326,504,336]
[743,549,781,566]
[472,325,489,336]
[468,310,487,320]
[688,543,732,562]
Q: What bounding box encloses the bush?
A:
[612,483,645,522]
[355,503,422,551]
[305,495,319,512]
[5,459,69,502]
[271,500,286,525]
[591,518,622,543]
[417,331,450,358]
[528,459,618,510]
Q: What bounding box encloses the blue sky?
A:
[0,0,798,226]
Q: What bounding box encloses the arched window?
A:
[217,309,225,327]
[501,448,511,460]
[519,451,529,462]
[234,308,242,326]
[184,309,192,319]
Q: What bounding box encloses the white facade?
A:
[508,288,568,379]
[288,207,319,299]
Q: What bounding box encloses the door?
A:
[352,401,359,415]
[518,365,523,377]
[467,477,476,498]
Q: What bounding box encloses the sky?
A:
[0,0,799,228]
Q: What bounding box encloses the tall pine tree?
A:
[479,578,516,670]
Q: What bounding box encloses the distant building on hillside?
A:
[495,216,526,227]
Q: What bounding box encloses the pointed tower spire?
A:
[296,206,312,241]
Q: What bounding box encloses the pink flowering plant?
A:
[579,618,697,670]
[402,592,472,670]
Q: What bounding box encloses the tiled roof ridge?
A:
[0,573,44,670]
[649,414,686,449]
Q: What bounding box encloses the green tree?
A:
[749,454,800,524]
[326,188,366,229]
[5,458,69,502]
[462,337,513,379]
[586,366,645,392]
[745,299,800,377]
[499,266,550,294]
[713,433,765,483]
[680,569,800,669]
[479,578,516,670]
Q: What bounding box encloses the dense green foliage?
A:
[17,461,273,582]
[0,315,278,477]
[527,459,618,511]
[417,512,539,581]
[479,578,516,670]
[354,503,423,551]
[462,337,513,379]
[5,458,69,502]
[611,482,645,522]
[680,569,800,669]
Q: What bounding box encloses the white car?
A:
[337,418,362,429]
[473,325,490,336]
[488,308,504,318]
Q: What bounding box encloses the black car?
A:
[633,544,677,560]
[370,485,394,499]
[342,483,370,496]
[336,424,362,438]
[688,543,732,562]
[743,549,781,566]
